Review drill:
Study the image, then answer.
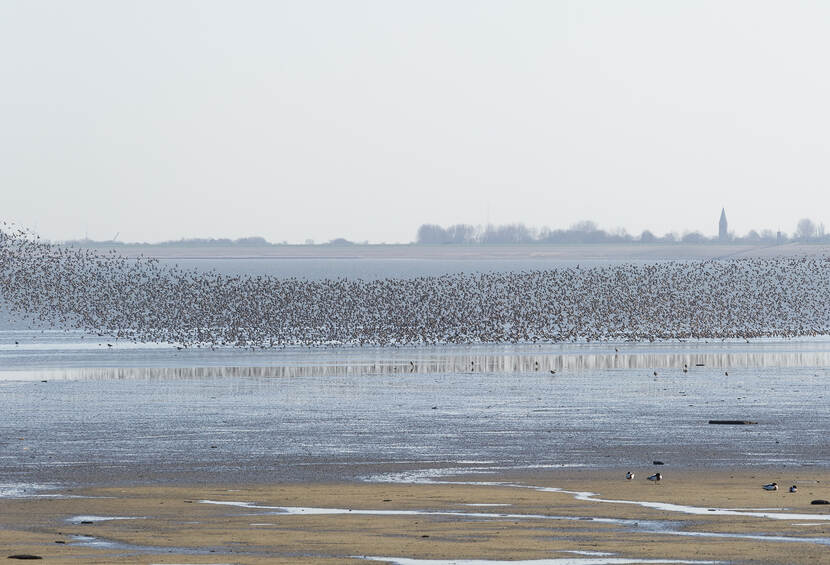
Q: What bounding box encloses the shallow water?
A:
[1,335,829,487]
[361,558,723,564]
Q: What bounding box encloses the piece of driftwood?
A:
[708,420,758,425]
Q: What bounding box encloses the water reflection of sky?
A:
[2,331,830,376]
[1,340,828,485]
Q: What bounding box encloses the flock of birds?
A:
[627,472,797,492]
[762,482,799,492]
[2,224,830,348]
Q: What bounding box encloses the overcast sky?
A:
[2,1,828,243]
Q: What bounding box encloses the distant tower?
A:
[718,208,728,241]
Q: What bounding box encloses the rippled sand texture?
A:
[1,472,829,564]
[2,226,830,346]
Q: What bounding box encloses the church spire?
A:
[719,208,728,241]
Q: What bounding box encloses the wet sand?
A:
[2,469,829,564]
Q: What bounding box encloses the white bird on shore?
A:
[789,485,797,493]
[763,482,778,491]
[626,471,634,480]
[647,473,662,481]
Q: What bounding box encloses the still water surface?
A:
[1,337,828,488]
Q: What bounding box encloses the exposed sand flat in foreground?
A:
[2,470,828,564]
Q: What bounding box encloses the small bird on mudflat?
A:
[625,471,634,480]
[789,485,797,493]
[763,482,778,491]
[647,473,662,481]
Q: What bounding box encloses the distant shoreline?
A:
[58,241,830,261]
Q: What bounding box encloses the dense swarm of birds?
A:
[1,224,829,348]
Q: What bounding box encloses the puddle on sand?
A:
[665,530,830,545]
[198,499,830,548]
[0,482,114,500]
[0,483,58,498]
[70,535,117,548]
[522,483,830,522]
[197,500,661,528]
[384,477,830,523]
[68,515,144,523]
[70,534,227,556]
[360,558,723,565]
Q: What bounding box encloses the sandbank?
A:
[1,469,828,564]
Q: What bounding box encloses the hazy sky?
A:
[2,1,829,243]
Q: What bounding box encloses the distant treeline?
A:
[62,218,828,247]
[416,218,828,245]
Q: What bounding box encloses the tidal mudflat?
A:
[2,337,830,562]
[2,339,830,487]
